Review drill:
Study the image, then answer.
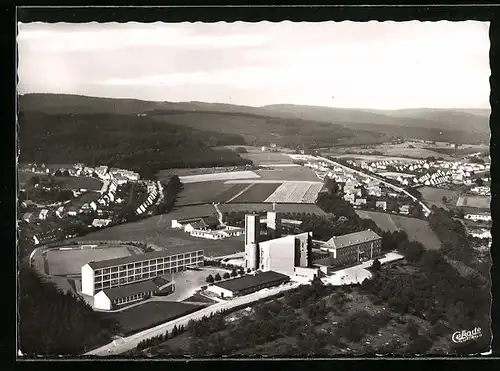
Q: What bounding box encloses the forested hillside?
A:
[18,263,119,355]
[18,112,251,179]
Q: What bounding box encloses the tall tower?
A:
[244,214,260,270]
[266,211,281,239]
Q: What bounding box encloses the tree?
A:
[475,177,484,187]
[223,272,230,279]
[442,196,447,204]
[406,321,420,340]
[247,268,252,273]
[214,273,222,282]
[62,169,70,177]
[371,258,382,272]
[238,269,245,276]
[54,169,62,177]
[206,275,214,284]
[230,269,238,277]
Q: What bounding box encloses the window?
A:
[111,273,118,279]
[95,270,102,276]
[127,264,133,269]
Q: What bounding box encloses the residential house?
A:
[22,212,34,223]
[92,218,112,228]
[355,198,367,206]
[39,209,49,220]
[375,201,387,211]
[399,205,410,215]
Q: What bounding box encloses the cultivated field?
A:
[254,166,319,181]
[356,210,442,250]
[44,245,137,276]
[176,181,233,206]
[218,203,327,215]
[264,182,324,204]
[179,171,260,184]
[99,302,203,336]
[229,183,282,203]
[417,186,461,210]
[328,154,422,163]
[456,196,491,209]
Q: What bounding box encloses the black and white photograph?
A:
[17,17,492,358]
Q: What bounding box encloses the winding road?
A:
[316,155,432,215]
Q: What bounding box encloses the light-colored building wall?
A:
[93,291,112,310]
[81,264,95,296]
[294,266,319,280]
[206,284,234,298]
[82,251,204,296]
[259,235,296,276]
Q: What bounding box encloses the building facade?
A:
[81,250,204,296]
[321,230,382,267]
[244,214,260,270]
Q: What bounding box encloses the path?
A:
[226,184,255,203]
[84,281,301,356]
[213,203,226,227]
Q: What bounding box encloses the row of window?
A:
[95,259,201,281]
[94,252,203,275]
[94,267,185,292]
[112,292,153,305]
[95,256,203,276]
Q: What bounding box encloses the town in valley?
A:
[17,20,491,358]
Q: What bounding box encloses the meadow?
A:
[417,186,461,210]
[356,210,442,250]
[456,196,491,209]
[179,171,260,184]
[99,302,203,336]
[218,203,327,215]
[254,167,319,181]
[239,150,294,166]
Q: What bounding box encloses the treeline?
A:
[18,112,251,179]
[156,176,182,214]
[428,206,476,265]
[18,263,120,356]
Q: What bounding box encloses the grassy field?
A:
[176,181,233,206]
[219,203,327,215]
[254,166,319,181]
[100,302,203,336]
[356,210,442,250]
[44,245,134,275]
[456,196,491,209]
[239,151,294,165]
[179,171,260,184]
[229,183,282,203]
[156,166,248,179]
[417,186,461,210]
[76,206,246,257]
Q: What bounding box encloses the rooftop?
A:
[326,229,382,250]
[101,280,159,301]
[87,249,203,270]
[212,271,289,293]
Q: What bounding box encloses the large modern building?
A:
[317,229,382,267]
[206,270,290,298]
[81,249,204,297]
[243,213,318,279]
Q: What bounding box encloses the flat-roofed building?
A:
[81,249,204,297]
[94,280,160,310]
[206,271,289,298]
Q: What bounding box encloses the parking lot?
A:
[161,267,231,302]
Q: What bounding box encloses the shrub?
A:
[214,273,222,282]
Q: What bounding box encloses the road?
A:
[84,281,301,356]
[316,156,432,215]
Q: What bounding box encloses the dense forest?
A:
[18,112,251,179]
[18,263,120,356]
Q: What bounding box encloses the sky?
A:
[17,21,490,110]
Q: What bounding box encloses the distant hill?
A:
[18,94,490,144]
